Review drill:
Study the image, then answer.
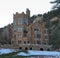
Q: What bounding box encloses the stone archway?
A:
[25,47,28,50]
[47,49,50,51]
[30,47,32,50]
[40,48,43,51]
[19,47,22,50]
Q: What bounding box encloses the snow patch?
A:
[17,50,60,57]
[0,48,16,55]
[28,50,60,56]
[17,52,29,56]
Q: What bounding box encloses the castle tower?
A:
[26,8,30,25]
[11,9,30,46]
[26,8,30,17]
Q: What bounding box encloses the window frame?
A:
[18,27,22,32]
[24,18,28,25]
[18,18,22,25]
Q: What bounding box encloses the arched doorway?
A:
[25,47,28,50]
[40,48,43,51]
[19,47,22,50]
[30,47,32,50]
[47,49,50,51]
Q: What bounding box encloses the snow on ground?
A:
[0,48,16,55]
[17,50,60,57]
[17,52,30,56]
[0,48,60,57]
[28,50,60,56]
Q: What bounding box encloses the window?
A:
[34,28,41,38]
[28,41,30,43]
[34,28,39,32]
[18,40,21,44]
[14,34,16,38]
[36,32,41,38]
[14,28,16,32]
[13,19,16,25]
[37,40,41,44]
[44,29,48,33]
[44,34,48,39]
[37,34,41,38]
[43,43,46,45]
[24,41,26,44]
[23,33,27,37]
[12,41,14,44]
[18,18,22,25]
[44,29,46,33]
[24,18,27,25]
[24,28,28,33]
[18,28,22,32]
[18,34,22,38]
[23,27,28,37]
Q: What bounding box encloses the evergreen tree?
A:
[51,0,60,9]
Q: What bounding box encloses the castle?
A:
[0,9,51,50]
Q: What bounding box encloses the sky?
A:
[0,0,53,28]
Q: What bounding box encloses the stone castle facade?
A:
[0,9,51,50]
[11,9,51,50]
